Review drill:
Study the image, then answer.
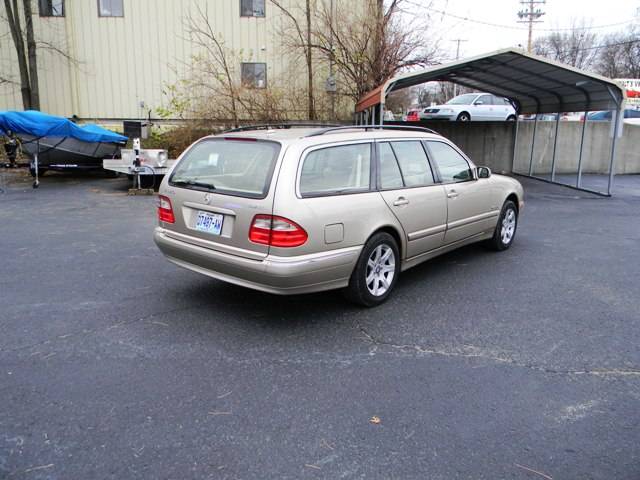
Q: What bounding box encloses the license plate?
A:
[195,211,224,235]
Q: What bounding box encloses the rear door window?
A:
[389,141,434,187]
[379,143,404,189]
[426,141,474,183]
[169,139,280,198]
[299,143,371,196]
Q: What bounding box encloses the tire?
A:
[139,175,156,189]
[506,115,517,122]
[456,112,471,122]
[486,200,518,251]
[344,232,400,307]
[128,174,157,189]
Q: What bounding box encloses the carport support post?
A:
[511,116,519,173]
[607,108,621,195]
[576,111,588,188]
[527,115,538,176]
[550,113,561,182]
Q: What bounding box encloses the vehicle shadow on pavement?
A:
[175,279,350,329]
[168,242,494,331]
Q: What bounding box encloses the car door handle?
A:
[393,197,409,206]
[447,190,459,198]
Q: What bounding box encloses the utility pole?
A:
[450,39,467,97]
[517,0,546,53]
[328,0,336,120]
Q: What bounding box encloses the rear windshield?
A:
[169,139,280,198]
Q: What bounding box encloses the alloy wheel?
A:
[365,244,396,296]
[501,208,516,244]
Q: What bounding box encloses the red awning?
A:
[355,84,385,113]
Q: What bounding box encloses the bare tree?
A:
[597,25,640,78]
[3,0,39,109]
[184,3,242,126]
[269,0,315,120]
[532,19,599,70]
[385,87,415,113]
[311,0,441,102]
[397,81,471,109]
[166,0,441,122]
[169,3,311,124]
[3,0,80,110]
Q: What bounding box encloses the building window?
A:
[241,63,267,89]
[240,0,265,17]
[98,0,124,17]
[39,0,64,17]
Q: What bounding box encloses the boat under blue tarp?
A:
[0,111,128,185]
[0,110,127,144]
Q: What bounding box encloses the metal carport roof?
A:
[355,48,628,197]
[355,48,626,115]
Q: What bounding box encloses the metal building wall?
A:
[0,0,361,120]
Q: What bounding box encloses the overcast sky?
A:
[408,0,640,60]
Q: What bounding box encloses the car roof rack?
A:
[305,125,439,137]
[223,123,341,133]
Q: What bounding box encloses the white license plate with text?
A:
[195,211,224,235]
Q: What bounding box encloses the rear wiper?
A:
[172,179,216,190]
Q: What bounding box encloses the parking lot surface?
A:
[1,170,639,479]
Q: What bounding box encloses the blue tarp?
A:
[0,110,127,144]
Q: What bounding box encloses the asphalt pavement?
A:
[1,169,639,479]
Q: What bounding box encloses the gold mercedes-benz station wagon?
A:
[154,125,524,306]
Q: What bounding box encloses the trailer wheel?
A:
[140,175,156,189]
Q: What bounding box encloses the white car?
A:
[420,93,517,122]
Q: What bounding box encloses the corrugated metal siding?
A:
[0,0,364,119]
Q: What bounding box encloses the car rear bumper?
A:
[154,227,362,295]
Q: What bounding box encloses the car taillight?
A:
[157,195,175,223]
[249,214,308,247]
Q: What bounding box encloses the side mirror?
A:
[477,166,492,179]
[474,101,484,105]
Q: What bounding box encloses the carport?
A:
[355,48,627,196]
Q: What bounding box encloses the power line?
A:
[424,6,637,32]
[437,38,640,63]
[571,38,640,52]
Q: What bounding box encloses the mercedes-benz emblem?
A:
[204,193,211,204]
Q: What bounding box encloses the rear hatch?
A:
[160,137,282,260]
